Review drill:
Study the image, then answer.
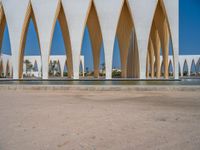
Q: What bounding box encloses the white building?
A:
[0,0,179,79]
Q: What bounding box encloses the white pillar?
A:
[127,0,158,79]
[2,0,30,79]
[94,0,124,79]
[163,0,179,79]
[31,0,60,80]
[62,0,91,79]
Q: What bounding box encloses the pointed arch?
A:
[63,60,67,77]
[183,59,188,76]
[50,2,72,78]
[0,4,6,52]
[116,0,139,78]
[197,58,200,76]
[93,0,124,79]
[148,0,174,79]
[168,59,173,76]
[49,60,53,77]
[19,3,41,79]
[5,60,10,77]
[33,60,38,72]
[160,60,164,76]
[190,59,196,76]
[57,60,61,76]
[0,59,3,77]
[178,62,181,76]
[0,3,12,57]
[86,1,103,78]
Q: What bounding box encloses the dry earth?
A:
[0,90,200,150]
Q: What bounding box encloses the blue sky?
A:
[1,0,200,70]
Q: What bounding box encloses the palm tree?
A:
[24,59,33,74]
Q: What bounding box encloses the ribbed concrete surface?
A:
[0,85,200,91]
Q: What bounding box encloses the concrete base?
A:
[0,85,200,92]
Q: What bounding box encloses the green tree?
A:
[24,59,33,74]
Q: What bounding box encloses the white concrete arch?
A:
[151,0,170,79]
[5,59,10,77]
[49,55,84,78]
[56,2,73,78]
[168,59,173,76]
[86,1,103,78]
[160,56,173,74]
[93,0,124,79]
[179,57,185,77]
[50,55,66,77]
[163,0,179,79]
[57,60,61,76]
[61,0,91,79]
[2,0,30,79]
[182,59,189,76]
[148,0,179,80]
[127,0,158,79]
[19,2,42,79]
[190,59,196,75]
[0,54,11,77]
[116,0,139,78]
[33,60,38,72]
[0,58,3,76]
[80,55,85,77]
[2,56,7,75]
[185,58,192,76]
[0,1,180,80]
[0,2,6,52]
[196,58,200,74]
[31,0,60,79]
[58,59,66,77]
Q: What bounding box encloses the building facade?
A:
[0,0,179,80]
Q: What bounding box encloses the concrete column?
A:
[162,20,169,79]
[0,60,3,76]
[133,36,140,78]
[173,50,179,79]
[94,0,124,79]
[0,5,6,52]
[57,5,73,78]
[116,1,133,78]
[62,0,91,79]
[2,0,30,79]
[151,23,161,78]
[31,0,60,80]
[87,3,102,78]
[149,39,155,78]
[146,52,149,78]
[81,56,85,77]
[127,0,158,79]
[163,0,179,79]
[127,32,134,78]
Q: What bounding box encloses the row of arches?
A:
[0,55,85,78]
[1,55,200,79]
[0,0,179,80]
[146,0,175,79]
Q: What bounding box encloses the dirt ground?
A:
[0,90,200,150]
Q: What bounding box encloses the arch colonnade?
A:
[0,0,179,80]
[0,54,85,78]
[1,54,200,79]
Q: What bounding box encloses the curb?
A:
[0,85,200,91]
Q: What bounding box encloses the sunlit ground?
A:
[0,90,200,150]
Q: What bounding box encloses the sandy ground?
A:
[0,90,200,150]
